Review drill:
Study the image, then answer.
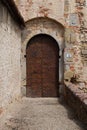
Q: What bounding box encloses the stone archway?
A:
[21,17,65,96]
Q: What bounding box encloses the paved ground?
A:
[0,97,86,130]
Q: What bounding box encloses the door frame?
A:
[26,34,60,97]
[21,18,65,96]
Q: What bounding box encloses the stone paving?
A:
[0,97,86,130]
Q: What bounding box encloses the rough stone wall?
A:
[64,83,87,123]
[14,0,87,85]
[0,1,21,110]
[64,0,87,85]
[14,0,65,25]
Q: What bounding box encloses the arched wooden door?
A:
[26,34,59,97]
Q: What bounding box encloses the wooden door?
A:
[26,34,59,97]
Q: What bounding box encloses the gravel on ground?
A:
[0,97,86,130]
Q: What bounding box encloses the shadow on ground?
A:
[59,97,87,130]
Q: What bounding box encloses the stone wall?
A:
[14,0,87,89]
[14,0,65,25]
[64,82,87,123]
[0,1,21,111]
[64,0,87,84]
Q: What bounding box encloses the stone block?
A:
[81,50,87,55]
[69,14,79,26]
[65,28,76,43]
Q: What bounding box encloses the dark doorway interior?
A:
[26,34,59,97]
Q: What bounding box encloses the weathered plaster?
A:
[0,1,21,109]
[14,0,65,25]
